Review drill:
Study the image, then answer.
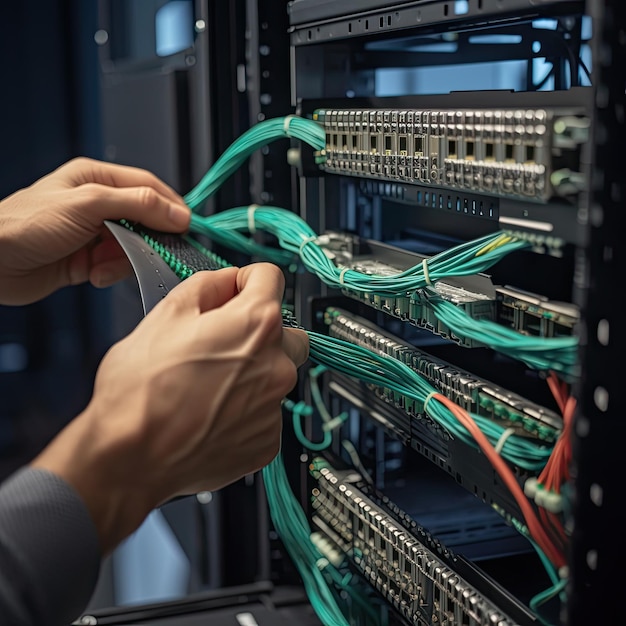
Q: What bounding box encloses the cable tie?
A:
[339,267,349,284]
[299,235,316,254]
[247,204,258,234]
[283,114,297,135]
[316,557,330,571]
[422,258,432,285]
[322,413,348,432]
[494,427,517,455]
[422,391,438,414]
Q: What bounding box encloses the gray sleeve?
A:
[0,467,102,626]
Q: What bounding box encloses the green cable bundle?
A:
[306,329,553,471]
[184,115,325,212]
[189,206,529,296]
[189,205,578,378]
[262,454,351,626]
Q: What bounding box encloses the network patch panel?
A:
[316,231,496,348]
[317,307,557,522]
[496,285,579,338]
[326,369,546,532]
[316,232,579,346]
[310,461,536,626]
[314,107,589,203]
[324,306,563,443]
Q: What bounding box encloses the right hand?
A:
[31,263,309,554]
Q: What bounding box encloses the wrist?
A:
[30,402,157,555]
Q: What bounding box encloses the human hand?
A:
[31,263,309,554]
[0,157,191,305]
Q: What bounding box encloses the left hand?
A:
[0,157,191,305]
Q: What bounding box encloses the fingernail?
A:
[169,204,191,228]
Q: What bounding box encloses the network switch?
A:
[324,306,563,443]
[314,107,589,202]
[310,461,538,626]
[316,232,579,346]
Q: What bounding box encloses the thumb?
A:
[166,267,241,314]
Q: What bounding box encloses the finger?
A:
[166,268,240,314]
[72,183,191,232]
[63,234,129,287]
[235,263,286,305]
[282,327,310,368]
[218,263,287,350]
[61,157,186,207]
[89,257,133,288]
[91,234,126,266]
[193,285,285,357]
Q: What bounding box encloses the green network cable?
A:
[263,453,352,626]
[421,291,579,378]
[175,113,578,377]
[264,451,382,626]
[301,329,553,472]
[188,205,529,297]
[183,115,325,212]
[189,205,578,377]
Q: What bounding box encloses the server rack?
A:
[90,1,624,624]
[282,1,623,625]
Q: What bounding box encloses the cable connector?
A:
[537,489,564,514]
[311,532,344,568]
[322,412,348,433]
[524,477,539,499]
[527,478,564,513]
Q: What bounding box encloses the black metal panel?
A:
[288,0,581,27]
[298,87,592,117]
[247,0,294,209]
[288,0,584,45]
[297,89,591,249]
[96,0,214,196]
[567,0,625,624]
[77,583,322,625]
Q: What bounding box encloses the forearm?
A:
[0,467,101,626]
[30,403,158,556]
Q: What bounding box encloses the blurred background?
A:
[0,0,295,613]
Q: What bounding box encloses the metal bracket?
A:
[104,220,182,315]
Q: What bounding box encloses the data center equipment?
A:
[283,1,617,625]
[92,1,623,625]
